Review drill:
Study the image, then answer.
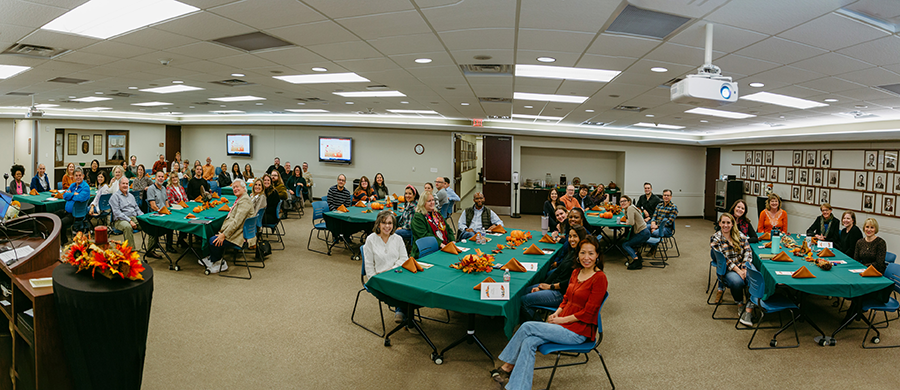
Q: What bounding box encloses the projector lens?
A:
[721,85,732,99]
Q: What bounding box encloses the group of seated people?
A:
[711,192,888,327]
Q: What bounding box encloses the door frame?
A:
[452,132,514,215]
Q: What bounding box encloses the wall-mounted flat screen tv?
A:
[226,134,251,157]
[319,137,352,164]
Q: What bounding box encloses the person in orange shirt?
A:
[202,157,215,181]
[558,185,579,210]
[758,193,788,233]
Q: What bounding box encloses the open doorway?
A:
[453,133,512,215]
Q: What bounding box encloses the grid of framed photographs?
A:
[737,149,900,217]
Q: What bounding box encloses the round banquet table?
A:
[53,263,154,390]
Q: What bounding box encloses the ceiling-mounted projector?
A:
[670,23,737,107]
[25,107,44,118]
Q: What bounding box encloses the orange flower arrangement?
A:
[450,253,496,273]
[62,232,145,281]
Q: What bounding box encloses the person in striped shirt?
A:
[327,174,352,211]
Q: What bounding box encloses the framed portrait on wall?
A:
[862,193,875,213]
[885,151,898,171]
[769,166,778,181]
[855,171,867,191]
[894,173,900,193]
[745,151,752,164]
[792,151,802,167]
[805,186,816,204]
[754,151,762,165]
[753,182,761,196]
[883,195,895,215]
[744,181,751,194]
[785,168,795,184]
[749,166,756,180]
[819,188,830,205]
[812,169,823,186]
[740,166,747,179]
[799,169,809,185]
[764,150,773,165]
[758,166,768,180]
[865,150,877,170]
[827,170,839,188]
[791,185,801,202]
[820,150,831,168]
[873,172,887,192]
[106,130,129,165]
[805,150,817,168]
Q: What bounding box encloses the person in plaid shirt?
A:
[710,213,755,326]
[647,189,678,255]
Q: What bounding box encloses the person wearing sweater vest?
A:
[457,192,503,241]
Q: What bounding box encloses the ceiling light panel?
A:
[131,101,172,106]
[41,0,199,39]
[333,91,406,98]
[512,114,564,121]
[72,96,112,102]
[211,110,245,114]
[685,107,757,119]
[285,109,329,113]
[740,91,829,109]
[514,92,588,104]
[0,65,31,79]
[273,72,370,84]
[634,122,685,129]
[140,85,204,94]
[515,64,620,82]
[81,107,112,111]
[208,96,265,102]
[386,109,440,114]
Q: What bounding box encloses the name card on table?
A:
[848,269,866,273]
[480,282,510,300]
[817,241,833,248]
[775,271,794,276]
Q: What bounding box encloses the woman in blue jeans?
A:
[521,225,587,319]
[620,195,650,270]
[710,212,755,327]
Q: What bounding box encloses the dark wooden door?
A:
[165,125,181,164]
[453,134,462,197]
[704,147,720,221]
[482,135,512,214]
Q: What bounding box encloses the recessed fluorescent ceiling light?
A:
[209,96,265,102]
[34,104,59,108]
[414,58,432,64]
[311,67,328,72]
[333,91,406,98]
[512,114,563,121]
[231,73,244,77]
[273,72,369,84]
[0,65,31,79]
[211,110,244,114]
[131,101,172,106]
[536,57,556,63]
[741,92,828,109]
[650,67,668,72]
[72,96,111,102]
[285,109,329,113]
[41,0,199,39]
[82,107,112,111]
[386,109,439,114]
[460,103,469,106]
[685,107,756,119]
[515,64,620,82]
[514,92,588,104]
[140,85,204,94]
[824,98,839,102]
[749,82,765,88]
[634,122,685,130]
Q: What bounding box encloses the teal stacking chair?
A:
[351,245,385,337]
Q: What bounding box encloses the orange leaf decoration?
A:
[185,213,196,219]
[474,277,496,290]
[441,241,461,255]
[218,204,231,212]
[29,189,39,195]
[158,207,171,215]
[497,244,504,250]
[50,189,58,194]
[591,205,602,211]
[220,197,229,204]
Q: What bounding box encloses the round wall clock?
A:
[414,144,425,155]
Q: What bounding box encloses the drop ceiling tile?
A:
[168,60,235,75]
[795,77,865,94]
[779,13,890,51]
[837,36,900,66]
[705,0,855,35]
[54,51,119,66]
[514,78,564,93]
[439,29,514,51]
[333,58,401,73]
[305,41,382,61]
[367,33,445,56]
[153,11,255,41]
[767,85,826,98]
[337,10,431,40]
[389,52,455,69]
[574,54,638,72]
[421,0,517,31]
[451,50,514,65]
[301,0,414,19]
[0,1,68,28]
[77,41,155,60]
[405,65,462,80]
[790,52,874,77]
[0,54,46,67]
[586,34,661,58]
[557,80,604,96]
[112,28,198,50]
[254,47,328,66]
[209,0,324,29]
[472,84,513,98]
[165,41,243,61]
[668,22,768,52]
[591,82,650,101]
[713,54,781,77]
[736,37,828,65]
[518,0,620,32]
[211,53,278,69]
[516,29,595,53]
[751,66,825,87]
[0,23,39,43]
[268,21,358,47]
[838,67,900,86]
[834,87,898,101]
[19,29,100,51]
[631,0,730,19]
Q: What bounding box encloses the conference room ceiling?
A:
[2,0,900,138]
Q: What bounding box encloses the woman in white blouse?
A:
[363,210,418,332]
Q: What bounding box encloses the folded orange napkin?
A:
[760,232,771,240]
[587,212,600,217]
[49,189,58,194]
[194,195,203,202]
[401,257,423,273]
[185,213,196,219]
[354,201,366,207]
[178,201,188,208]
[501,258,527,272]
[29,189,38,195]
[158,206,171,215]
[590,205,602,211]
[792,266,815,278]
[861,265,883,277]
[336,204,349,212]
[523,244,544,255]
[210,192,219,199]
[55,192,64,199]
[772,252,793,262]
[474,277,496,290]
[764,242,772,248]
[218,204,231,212]
[490,225,507,234]
[817,248,834,257]
[392,193,398,199]
[539,234,555,243]
[441,241,461,255]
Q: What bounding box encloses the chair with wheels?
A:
[415,236,440,258]
[861,263,900,348]
[211,214,262,280]
[307,201,331,254]
[742,262,825,349]
[707,250,739,320]
[261,200,285,250]
[351,245,385,337]
[535,291,613,390]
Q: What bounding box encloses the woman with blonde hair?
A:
[61,162,76,189]
[711,212,756,326]
[757,193,787,233]
[409,190,454,258]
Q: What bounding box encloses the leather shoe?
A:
[145,250,162,259]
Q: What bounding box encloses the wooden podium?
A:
[1,213,73,390]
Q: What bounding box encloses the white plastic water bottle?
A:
[503,269,511,282]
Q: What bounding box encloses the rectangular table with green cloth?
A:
[13,189,97,213]
[135,195,237,258]
[750,234,892,301]
[366,229,563,339]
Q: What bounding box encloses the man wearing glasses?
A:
[648,189,678,256]
[327,174,352,211]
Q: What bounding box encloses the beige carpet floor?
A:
[138,210,899,390]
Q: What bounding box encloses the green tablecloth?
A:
[135,195,236,255]
[325,202,404,223]
[13,189,98,213]
[751,234,892,300]
[220,185,251,196]
[584,211,627,228]
[366,229,562,338]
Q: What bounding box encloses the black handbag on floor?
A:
[257,241,272,258]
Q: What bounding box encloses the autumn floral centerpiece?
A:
[62,231,145,281]
[450,252,496,273]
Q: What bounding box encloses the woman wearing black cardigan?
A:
[806,203,840,243]
[836,210,863,259]
[521,225,587,320]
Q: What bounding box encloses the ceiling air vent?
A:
[212,32,294,52]
[366,85,390,91]
[48,77,90,84]
[210,79,254,87]
[460,64,514,76]
[606,4,691,40]
[613,105,645,112]
[296,97,326,102]
[478,97,512,103]
[190,101,214,105]
[2,43,70,59]
[6,92,34,96]
[488,115,510,119]
[109,92,134,98]
[876,83,900,97]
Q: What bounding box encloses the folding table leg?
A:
[440,313,495,363]
[383,303,441,364]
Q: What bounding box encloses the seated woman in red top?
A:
[757,193,788,233]
[491,235,608,390]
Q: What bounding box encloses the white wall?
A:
[520,147,619,187]
[0,120,13,180]
[514,136,706,216]
[180,125,454,198]
[14,120,33,168]
[720,141,900,251]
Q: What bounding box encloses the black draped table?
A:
[53,263,154,390]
